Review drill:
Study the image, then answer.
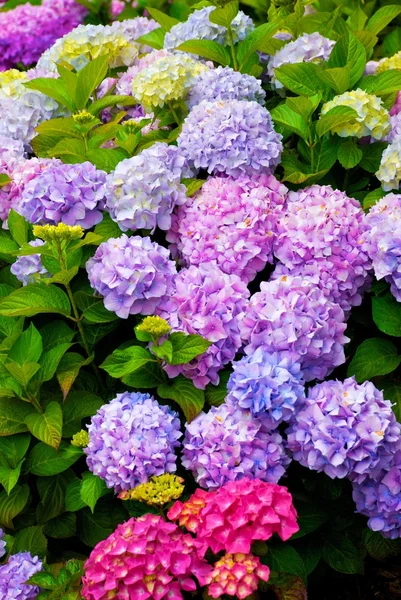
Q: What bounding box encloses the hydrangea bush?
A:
[1,1,401,599]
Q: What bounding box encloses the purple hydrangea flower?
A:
[105,143,188,232]
[167,174,288,283]
[0,528,5,558]
[17,161,107,228]
[287,377,401,481]
[164,7,254,51]
[158,263,250,389]
[10,240,49,286]
[366,193,401,301]
[0,552,42,599]
[85,391,182,492]
[240,275,348,382]
[86,234,177,319]
[0,135,25,162]
[384,112,401,143]
[177,100,283,178]
[187,66,265,110]
[391,91,401,116]
[182,403,291,490]
[352,450,401,539]
[226,347,305,428]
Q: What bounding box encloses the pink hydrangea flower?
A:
[206,553,270,599]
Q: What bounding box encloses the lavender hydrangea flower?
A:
[268,33,335,89]
[0,528,5,558]
[0,135,25,162]
[273,185,372,312]
[167,174,288,283]
[384,112,401,142]
[287,377,401,481]
[0,552,42,600]
[85,392,182,492]
[10,240,49,286]
[226,348,305,428]
[182,403,291,490]
[164,7,254,51]
[187,66,265,110]
[240,275,348,382]
[366,193,401,301]
[110,17,158,53]
[352,450,401,539]
[86,235,177,319]
[158,263,250,389]
[17,161,107,228]
[105,143,188,232]
[178,100,283,177]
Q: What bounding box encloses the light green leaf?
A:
[49,138,87,163]
[327,32,366,88]
[366,5,401,36]
[337,140,363,169]
[0,174,11,187]
[136,27,165,50]
[0,399,35,436]
[33,342,72,383]
[80,472,109,513]
[157,375,205,421]
[83,300,119,324]
[152,340,173,363]
[347,7,368,31]
[87,94,139,116]
[86,148,128,173]
[176,40,231,65]
[169,332,212,365]
[316,106,359,137]
[94,214,123,242]
[8,323,43,365]
[25,402,63,449]
[0,483,29,528]
[271,104,310,140]
[0,461,23,495]
[274,62,327,96]
[318,66,350,94]
[24,78,75,111]
[182,178,204,197]
[7,210,28,247]
[5,361,40,387]
[35,116,81,138]
[46,267,79,286]
[363,188,386,210]
[209,1,239,27]
[75,55,109,110]
[25,441,82,476]
[101,346,155,378]
[380,382,401,422]
[0,284,71,317]
[359,70,401,100]
[205,371,230,407]
[0,232,19,256]
[14,526,47,557]
[147,7,179,31]
[57,352,93,401]
[347,338,401,382]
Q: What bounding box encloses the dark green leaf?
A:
[0,483,29,528]
[347,338,401,382]
[364,529,401,561]
[0,433,30,468]
[322,533,364,574]
[337,140,363,169]
[44,512,77,539]
[80,472,110,513]
[0,399,35,436]
[0,461,23,495]
[14,526,47,556]
[65,478,86,512]
[265,544,308,582]
[79,501,127,547]
[94,214,122,242]
[57,353,94,401]
[205,370,230,407]
[62,391,103,437]
[25,442,82,476]
[122,360,166,388]
[380,381,401,421]
[361,142,388,173]
[372,293,401,336]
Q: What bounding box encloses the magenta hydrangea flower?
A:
[0,552,42,600]
[207,553,270,599]
[182,403,291,490]
[273,185,372,312]
[240,275,348,382]
[82,514,211,600]
[287,377,401,481]
[158,263,250,389]
[177,100,283,177]
[10,240,49,286]
[366,193,401,302]
[85,392,182,493]
[86,234,177,319]
[17,161,107,228]
[167,174,288,283]
[352,450,401,539]
[226,347,305,427]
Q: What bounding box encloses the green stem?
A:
[227,25,239,71]
[169,103,181,126]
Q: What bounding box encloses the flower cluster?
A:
[182,403,291,489]
[207,553,270,599]
[164,7,254,51]
[167,174,288,282]
[376,50,401,74]
[287,377,401,481]
[105,143,188,232]
[0,552,42,600]
[86,235,177,319]
[240,275,348,382]
[81,514,211,600]
[118,474,185,505]
[321,89,390,140]
[226,348,305,426]
[10,240,49,286]
[0,528,5,559]
[178,100,283,177]
[116,49,170,96]
[376,137,401,190]
[159,263,250,388]
[71,429,89,448]
[85,392,182,492]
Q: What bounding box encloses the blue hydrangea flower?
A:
[10,240,49,285]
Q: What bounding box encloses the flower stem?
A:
[227,25,239,71]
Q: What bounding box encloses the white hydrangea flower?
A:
[376,138,401,191]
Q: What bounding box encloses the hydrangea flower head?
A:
[207,553,270,599]
[106,143,188,232]
[118,474,184,505]
[182,403,291,489]
[116,49,170,96]
[178,100,283,177]
[71,429,89,448]
[168,478,299,554]
[17,161,107,228]
[167,174,288,282]
[85,391,182,492]
[0,552,42,600]
[376,138,401,190]
[0,528,5,558]
[187,66,265,109]
[226,348,305,426]
[240,275,348,382]
[268,33,335,88]
[10,240,50,286]
[384,112,401,143]
[287,377,401,481]
[82,514,211,600]
[390,91,401,116]
[159,263,250,388]
[164,6,253,51]
[376,50,401,74]
[321,89,390,140]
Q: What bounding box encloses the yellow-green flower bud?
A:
[137,315,171,339]
[33,223,84,243]
[73,110,97,125]
[71,430,89,447]
[118,474,184,505]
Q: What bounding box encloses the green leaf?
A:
[34,342,72,383]
[0,232,19,257]
[101,346,155,378]
[317,66,350,94]
[75,55,109,110]
[57,352,93,401]
[153,340,173,363]
[62,391,103,437]
[359,70,401,100]
[379,382,401,422]
[355,30,378,53]
[291,504,328,539]
[236,22,280,68]
[7,209,28,247]
[0,399,35,436]
[87,94,139,116]
[86,148,128,172]
[157,375,205,421]
[366,5,401,35]
[383,26,401,56]
[46,267,79,286]
[5,361,40,387]
[322,533,364,575]
[80,472,109,513]
[337,140,363,169]
[372,293,401,336]
[0,174,11,187]
[94,213,123,242]
[0,484,29,528]
[0,284,71,317]
[347,338,401,383]
[65,478,86,512]
[9,323,43,365]
[49,138,87,163]
[35,117,82,138]
[25,402,63,449]
[274,63,327,96]
[122,360,166,388]
[27,571,57,590]
[182,178,204,197]
[0,461,23,495]
[364,530,401,561]
[327,32,366,88]
[44,512,77,539]
[265,544,307,582]
[169,332,212,365]
[347,7,368,31]
[0,433,30,468]
[24,78,75,111]
[271,104,310,140]
[147,7,179,31]
[176,40,231,65]
[361,142,388,173]
[205,371,230,407]
[79,501,127,547]
[136,27,165,50]
[14,526,47,557]
[83,299,119,324]
[36,471,73,523]
[25,442,82,476]
[316,106,359,137]
[209,1,239,27]
[363,188,385,210]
